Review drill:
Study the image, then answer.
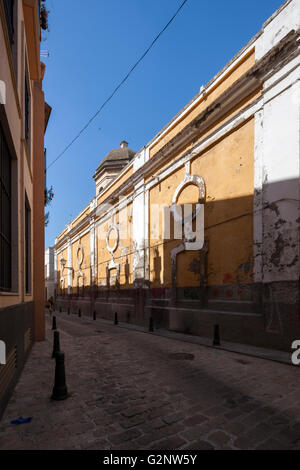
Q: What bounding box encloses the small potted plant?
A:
[40,2,49,31]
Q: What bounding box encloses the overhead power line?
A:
[47,0,189,171]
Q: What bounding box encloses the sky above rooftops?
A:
[44,0,284,248]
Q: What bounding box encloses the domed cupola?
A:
[93,141,136,195]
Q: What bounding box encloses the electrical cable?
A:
[46,0,189,171]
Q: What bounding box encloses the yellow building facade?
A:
[55,0,300,351]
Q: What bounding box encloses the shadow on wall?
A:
[55,178,300,349]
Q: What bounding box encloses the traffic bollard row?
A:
[213,324,221,346]
[52,330,60,358]
[51,351,68,401]
[52,316,57,331]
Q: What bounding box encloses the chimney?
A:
[120,140,128,149]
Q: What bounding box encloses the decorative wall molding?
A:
[76,240,84,286]
[170,169,206,302]
[105,217,120,287]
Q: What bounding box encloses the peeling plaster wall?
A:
[191,118,254,287]
[255,0,300,61]
[253,4,300,285]
[250,0,300,343]
[147,116,254,289]
[259,70,300,283]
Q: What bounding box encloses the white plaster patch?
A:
[253,109,264,283]
[0,340,6,365]
[260,74,300,282]
[0,81,6,104]
[132,185,146,281]
[67,239,72,294]
[133,149,146,172]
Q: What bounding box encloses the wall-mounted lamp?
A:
[60,258,73,272]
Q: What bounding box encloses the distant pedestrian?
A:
[48,296,54,319]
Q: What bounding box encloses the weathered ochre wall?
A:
[145,86,261,187]
[57,228,68,244]
[96,203,133,287]
[72,113,254,291]
[148,118,254,288]
[72,206,90,228]
[149,49,255,160]
[55,46,256,294]
[149,167,185,286]
[71,236,90,290]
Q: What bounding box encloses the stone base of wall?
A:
[55,281,300,352]
[0,302,34,420]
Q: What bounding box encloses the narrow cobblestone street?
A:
[0,311,300,450]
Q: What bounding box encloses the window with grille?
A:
[3,0,14,46]
[0,123,12,291]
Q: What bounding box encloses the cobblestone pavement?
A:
[0,311,300,450]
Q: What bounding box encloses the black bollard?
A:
[114,312,118,325]
[149,316,154,332]
[52,316,57,331]
[59,307,62,313]
[78,308,81,318]
[93,311,96,321]
[213,324,220,346]
[52,331,60,359]
[67,307,70,315]
[51,351,69,401]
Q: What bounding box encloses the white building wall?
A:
[45,246,56,299]
[255,0,300,61]
[132,179,148,284]
[254,0,300,285]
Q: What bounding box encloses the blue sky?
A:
[44,0,284,248]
